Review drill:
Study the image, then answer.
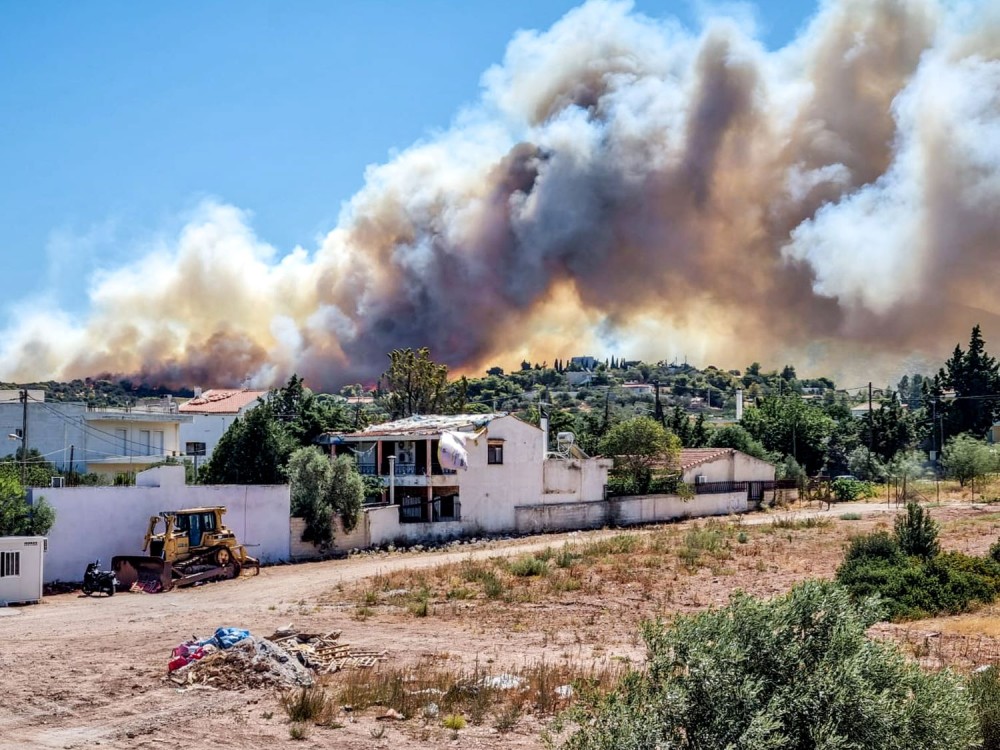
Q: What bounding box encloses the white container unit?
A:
[0,536,46,605]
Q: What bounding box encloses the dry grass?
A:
[326,503,1000,677]
[331,655,626,724]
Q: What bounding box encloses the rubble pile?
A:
[166,626,386,691]
[269,627,388,673]
[167,627,313,690]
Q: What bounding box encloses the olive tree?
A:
[288,448,365,546]
[563,581,978,750]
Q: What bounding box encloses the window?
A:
[0,551,20,578]
[487,440,504,465]
[140,430,151,456]
[153,430,165,455]
[115,428,128,455]
[186,442,207,456]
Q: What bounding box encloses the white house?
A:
[0,392,191,480]
[318,413,612,547]
[178,389,268,464]
[679,448,777,503]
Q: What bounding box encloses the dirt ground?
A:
[3,499,999,750]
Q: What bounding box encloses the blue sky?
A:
[0,0,817,316]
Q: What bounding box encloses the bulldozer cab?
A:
[173,509,218,547]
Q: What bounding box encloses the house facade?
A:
[679,447,778,505]
[178,389,268,465]
[0,393,191,480]
[317,413,612,547]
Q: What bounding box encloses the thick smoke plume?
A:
[3,0,1000,389]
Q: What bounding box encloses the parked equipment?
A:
[82,560,117,597]
[111,507,260,592]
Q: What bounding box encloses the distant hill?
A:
[0,378,194,407]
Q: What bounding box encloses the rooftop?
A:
[327,413,507,440]
[679,448,735,470]
[178,389,268,414]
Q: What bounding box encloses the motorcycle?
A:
[82,560,118,597]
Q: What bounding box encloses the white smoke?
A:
[2,0,999,389]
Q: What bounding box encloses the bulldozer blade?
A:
[111,556,173,593]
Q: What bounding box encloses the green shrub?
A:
[831,477,875,503]
[442,714,467,730]
[971,665,1000,750]
[894,502,939,560]
[837,541,1000,620]
[481,571,504,599]
[508,556,548,577]
[561,582,978,749]
[843,531,905,566]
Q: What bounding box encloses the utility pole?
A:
[20,389,28,488]
[867,382,873,478]
[68,444,75,486]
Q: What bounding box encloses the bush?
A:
[843,531,905,566]
[0,476,55,536]
[561,582,978,749]
[971,665,1000,750]
[837,541,1000,620]
[831,477,875,503]
[894,502,939,560]
[507,556,548,577]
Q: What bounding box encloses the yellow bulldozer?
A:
[112,506,260,592]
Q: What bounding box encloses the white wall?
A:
[454,415,545,532]
[543,457,611,499]
[178,413,241,462]
[35,466,290,582]
[682,451,775,483]
[514,491,749,534]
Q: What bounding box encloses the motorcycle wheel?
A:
[82,586,93,596]
[105,584,115,597]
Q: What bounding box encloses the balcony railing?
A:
[358,463,377,476]
[394,463,416,476]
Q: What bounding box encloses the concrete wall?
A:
[290,514,371,559]
[515,491,749,534]
[542,457,609,500]
[35,466,290,582]
[515,500,609,534]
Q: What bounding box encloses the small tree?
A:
[708,424,772,462]
[599,417,680,494]
[288,447,334,546]
[941,434,994,487]
[894,501,940,560]
[288,449,365,547]
[0,475,55,536]
[328,455,364,533]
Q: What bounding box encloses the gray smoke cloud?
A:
[2,0,999,389]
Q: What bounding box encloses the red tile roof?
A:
[178,389,268,414]
[679,448,733,470]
